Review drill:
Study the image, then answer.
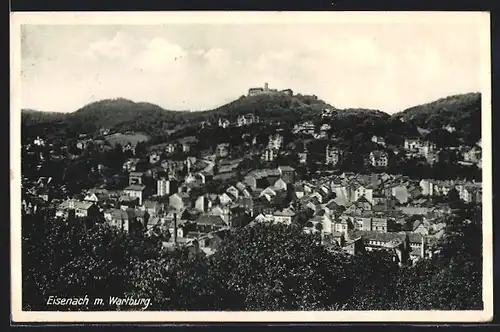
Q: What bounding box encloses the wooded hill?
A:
[22,91,481,146]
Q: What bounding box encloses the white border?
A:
[10,11,493,323]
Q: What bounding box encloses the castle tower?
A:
[264,82,269,91]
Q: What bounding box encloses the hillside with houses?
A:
[21,88,483,311]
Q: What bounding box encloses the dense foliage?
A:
[395,93,481,146]
[22,204,482,311]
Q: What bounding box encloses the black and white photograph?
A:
[11,12,492,322]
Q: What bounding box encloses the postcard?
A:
[10,11,493,323]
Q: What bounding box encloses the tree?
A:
[209,222,352,310]
[446,188,460,203]
[22,214,165,310]
[343,250,401,310]
[396,205,482,310]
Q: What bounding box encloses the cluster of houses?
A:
[248,171,480,264]
[217,113,261,128]
[22,111,483,265]
[42,146,478,264]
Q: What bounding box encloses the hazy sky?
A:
[20,15,486,114]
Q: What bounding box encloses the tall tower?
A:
[264,82,269,91]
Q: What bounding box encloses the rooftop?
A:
[124,184,146,191]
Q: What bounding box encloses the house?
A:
[122,142,136,155]
[345,196,372,215]
[272,208,296,225]
[195,214,228,233]
[351,184,373,204]
[347,230,410,264]
[122,158,140,172]
[404,137,437,157]
[218,118,230,128]
[169,192,191,212]
[389,184,410,204]
[322,108,335,118]
[332,217,353,234]
[76,140,89,150]
[262,148,278,162]
[195,194,213,212]
[129,172,144,186]
[272,178,287,192]
[463,146,482,164]
[178,136,197,152]
[412,219,430,235]
[213,170,237,182]
[157,177,177,197]
[244,168,281,190]
[342,237,365,256]
[218,193,234,206]
[56,199,100,220]
[397,206,431,216]
[360,216,395,233]
[198,229,230,256]
[459,184,482,203]
[237,113,259,126]
[325,145,341,166]
[279,165,296,184]
[105,209,131,232]
[268,134,283,150]
[281,89,293,96]
[215,143,230,158]
[369,150,388,168]
[83,190,110,205]
[105,208,149,233]
[33,136,45,147]
[149,152,161,164]
[141,200,163,216]
[407,232,426,262]
[371,135,386,147]
[327,232,346,247]
[293,121,316,135]
[308,214,333,234]
[165,143,176,154]
[298,152,308,164]
[419,179,436,196]
[320,123,331,132]
[404,137,422,151]
[123,184,146,205]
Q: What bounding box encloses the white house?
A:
[123,184,146,205]
[369,151,388,168]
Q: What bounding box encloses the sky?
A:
[19,14,486,114]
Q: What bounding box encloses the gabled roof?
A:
[349,230,407,243]
[356,196,370,204]
[279,165,296,172]
[58,199,94,210]
[196,214,227,227]
[144,200,161,209]
[124,184,146,191]
[370,150,388,159]
[273,208,296,217]
[106,208,129,220]
[407,232,424,243]
[129,171,144,177]
[235,182,247,192]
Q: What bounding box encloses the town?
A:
[21,85,482,269]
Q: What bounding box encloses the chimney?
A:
[173,212,178,245]
[421,235,425,258]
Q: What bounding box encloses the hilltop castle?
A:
[247,83,293,97]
